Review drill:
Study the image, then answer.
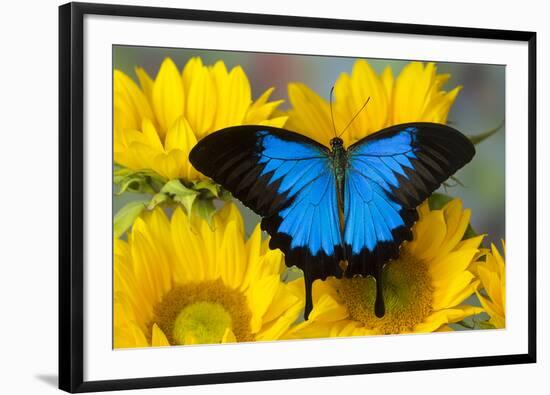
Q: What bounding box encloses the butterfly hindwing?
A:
[343,122,475,277]
[189,126,345,292]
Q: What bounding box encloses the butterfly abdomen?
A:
[331,146,348,185]
[329,137,349,227]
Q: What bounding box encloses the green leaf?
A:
[147,193,169,210]
[193,179,221,198]
[282,266,303,282]
[468,121,504,145]
[114,200,147,238]
[161,179,200,214]
[428,192,454,210]
[191,198,217,227]
[463,224,478,240]
[218,187,232,202]
[455,320,475,330]
[113,168,166,195]
[115,176,150,195]
[160,179,191,195]
[478,320,496,330]
[113,167,134,178]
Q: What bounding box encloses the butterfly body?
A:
[189,123,475,320]
[329,137,347,207]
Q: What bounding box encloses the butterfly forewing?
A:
[190,126,345,317]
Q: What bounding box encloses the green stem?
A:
[468,120,505,145]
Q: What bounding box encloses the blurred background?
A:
[113,46,505,246]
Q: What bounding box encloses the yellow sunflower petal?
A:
[152,58,184,136]
[256,298,303,341]
[213,65,252,130]
[163,116,202,180]
[245,88,284,124]
[240,224,263,292]
[408,210,446,260]
[308,294,348,323]
[457,235,484,251]
[135,66,154,104]
[477,291,504,326]
[471,242,506,328]
[286,82,333,146]
[430,249,479,286]
[477,265,502,306]
[438,200,470,256]
[425,86,462,124]
[392,62,433,123]
[380,66,394,107]
[141,208,172,257]
[346,59,389,138]
[185,63,217,136]
[337,321,364,337]
[114,322,149,348]
[221,328,237,343]
[170,207,205,282]
[432,272,478,310]
[181,56,204,93]
[219,221,246,289]
[133,221,172,301]
[247,275,281,333]
[215,202,245,235]
[261,283,302,324]
[114,240,153,327]
[141,118,164,152]
[151,323,170,347]
[258,249,285,278]
[114,69,154,134]
[151,150,185,180]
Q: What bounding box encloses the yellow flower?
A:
[285,60,461,147]
[471,243,506,328]
[114,57,287,182]
[284,199,483,338]
[114,203,302,348]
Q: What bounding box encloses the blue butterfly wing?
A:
[190,126,345,317]
[344,122,475,316]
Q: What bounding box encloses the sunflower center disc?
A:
[335,252,434,334]
[151,279,254,345]
[173,302,231,344]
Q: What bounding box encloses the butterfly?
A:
[189,122,475,320]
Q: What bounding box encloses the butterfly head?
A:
[330,137,344,149]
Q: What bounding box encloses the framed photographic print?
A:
[59,2,536,393]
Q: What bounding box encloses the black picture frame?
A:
[59,2,537,393]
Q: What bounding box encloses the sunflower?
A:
[284,199,483,338]
[285,60,461,147]
[114,203,303,348]
[114,56,287,182]
[471,242,506,329]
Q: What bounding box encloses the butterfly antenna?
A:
[329,86,337,138]
[337,96,371,138]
